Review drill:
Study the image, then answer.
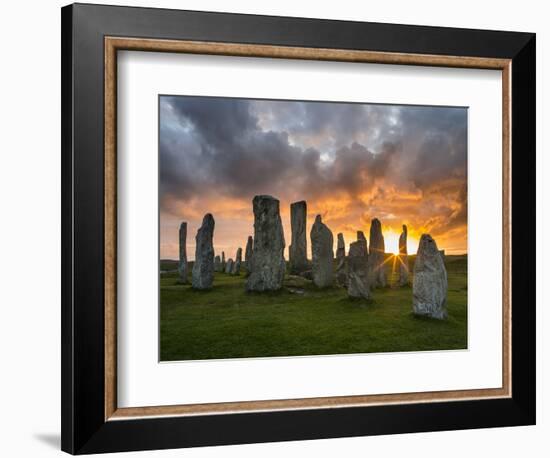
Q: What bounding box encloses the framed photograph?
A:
[61,3,536,454]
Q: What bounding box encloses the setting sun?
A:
[384,230,401,255]
[382,229,419,256]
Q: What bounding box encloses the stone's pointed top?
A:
[371,217,381,228]
[402,224,407,233]
[202,213,215,225]
[247,235,253,242]
[314,214,323,224]
[180,221,187,228]
[414,234,445,275]
[357,230,366,242]
[418,234,439,256]
[337,233,345,242]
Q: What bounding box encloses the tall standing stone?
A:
[398,224,409,286]
[347,239,371,299]
[244,236,253,273]
[289,201,308,275]
[245,195,286,292]
[225,259,234,274]
[335,233,347,286]
[357,230,368,254]
[221,251,226,272]
[191,214,215,289]
[368,218,387,288]
[232,248,243,275]
[310,215,334,288]
[413,234,448,320]
[214,255,222,272]
[177,222,188,284]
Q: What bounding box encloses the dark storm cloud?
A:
[160,96,301,201]
[160,96,467,236]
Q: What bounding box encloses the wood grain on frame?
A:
[104,37,512,421]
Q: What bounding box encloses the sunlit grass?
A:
[160,255,467,361]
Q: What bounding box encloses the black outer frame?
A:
[61,3,536,455]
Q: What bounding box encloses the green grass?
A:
[160,255,467,361]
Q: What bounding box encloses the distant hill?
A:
[160,254,466,273]
[160,259,179,271]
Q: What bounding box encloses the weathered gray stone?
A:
[177,222,188,284]
[232,248,242,275]
[368,218,387,288]
[347,239,371,299]
[191,214,215,289]
[225,259,234,274]
[439,250,446,263]
[244,236,253,272]
[336,233,346,259]
[335,232,347,286]
[357,231,366,242]
[289,200,308,274]
[413,234,448,320]
[245,195,286,292]
[398,224,409,286]
[214,255,222,272]
[310,215,334,288]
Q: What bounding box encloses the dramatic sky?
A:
[159,95,467,261]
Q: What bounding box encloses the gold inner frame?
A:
[104,36,512,421]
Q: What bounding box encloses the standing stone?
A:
[232,248,242,275]
[368,218,387,288]
[398,224,409,286]
[289,201,308,274]
[244,236,253,273]
[439,250,446,263]
[413,234,448,320]
[335,233,347,287]
[357,230,369,254]
[310,215,334,288]
[245,195,286,292]
[347,239,371,299]
[221,251,226,272]
[177,222,188,284]
[191,214,215,290]
[225,259,234,274]
[214,255,222,272]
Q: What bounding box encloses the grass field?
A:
[160,255,467,361]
